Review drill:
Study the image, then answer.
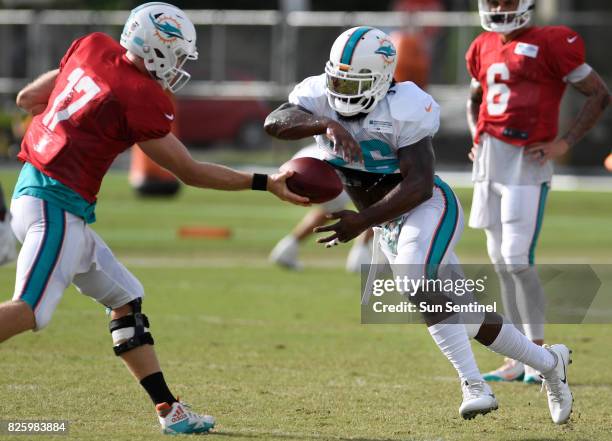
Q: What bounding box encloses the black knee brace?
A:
[109,298,154,356]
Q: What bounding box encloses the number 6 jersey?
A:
[19,32,174,204]
[466,26,588,146]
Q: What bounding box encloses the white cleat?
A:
[345,240,372,274]
[269,235,302,270]
[459,379,498,420]
[0,213,16,266]
[156,401,215,434]
[541,344,573,424]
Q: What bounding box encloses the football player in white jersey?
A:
[0,183,16,265]
[265,26,574,424]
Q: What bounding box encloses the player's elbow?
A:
[263,113,284,138]
[16,89,34,111]
[176,165,199,188]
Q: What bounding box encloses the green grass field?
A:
[0,169,611,441]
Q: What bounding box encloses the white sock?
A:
[487,322,555,373]
[428,323,483,382]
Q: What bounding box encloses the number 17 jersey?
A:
[466,26,585,146]
[19,32,174,203]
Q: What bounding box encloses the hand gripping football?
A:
[279,157,343,204]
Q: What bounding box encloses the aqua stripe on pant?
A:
[426,176,459,280]
[528,182,549,265]
[19,201,66,309]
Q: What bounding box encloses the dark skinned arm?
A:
[264,103,363,162]
[314,137,435,244]
[525,70,610,163]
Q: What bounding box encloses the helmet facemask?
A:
[478,0,534,34]
[325,62,387,117]
[145,45,198,93]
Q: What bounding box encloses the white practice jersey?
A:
[288,74,440,174]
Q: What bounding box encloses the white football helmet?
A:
[121,2,198,92]
[478,0,535,34]
[325,27,398,117]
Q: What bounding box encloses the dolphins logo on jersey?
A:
[375,39,397,65]
[149,13,184,43]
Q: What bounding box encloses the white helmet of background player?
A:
[325,27,398,117]
[478,0,535,34]
[121,2,198,92]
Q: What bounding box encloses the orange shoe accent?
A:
[156,402,172,417]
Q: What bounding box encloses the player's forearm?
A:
[264,104,330,140]
[466,98,480,141]
[561,88,610,147]
[181,161,254,190]
[357,177,433,229]
[16,69,59,114]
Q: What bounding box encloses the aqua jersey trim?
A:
[13,163,96,224]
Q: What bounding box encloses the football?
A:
[279,157,343,204]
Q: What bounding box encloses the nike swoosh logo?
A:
[164,113,175,121]
[425,103,433,112]
[567,35,578,44]
[560,353,567,384]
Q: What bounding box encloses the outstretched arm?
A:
[264,103,363,162]
[314,137,435,244]
[525,70,610,163]
[16,69,59,116]
[139,133,309,205]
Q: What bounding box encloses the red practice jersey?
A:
[466,26,585,146]
[19,32,174,203]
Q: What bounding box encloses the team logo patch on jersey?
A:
[514,42,539,59]
[150,13,184,43]
[375,39,397,65]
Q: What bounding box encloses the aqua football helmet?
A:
[121,2,198,92]
[325,27,398,117]
[478,0,534,34]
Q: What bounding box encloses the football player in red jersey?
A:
[1,2,307,435]
[466,0,609,384]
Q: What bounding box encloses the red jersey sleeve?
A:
[125,83,174,143]
[545,26,585,80]
[465,36,482,79]
[59,35,89,71]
